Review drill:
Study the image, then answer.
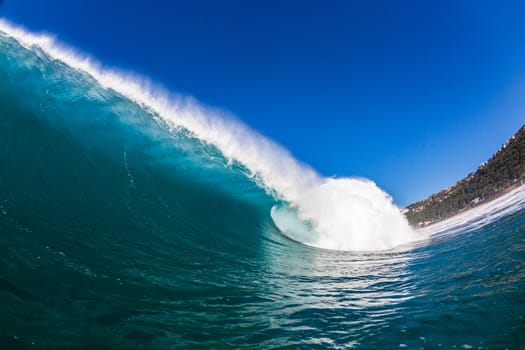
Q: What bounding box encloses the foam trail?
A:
[0,19,421,251]
[418,184,525,238]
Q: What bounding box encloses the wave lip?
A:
[0,18,420,251]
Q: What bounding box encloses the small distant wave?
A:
[418,184,525,238]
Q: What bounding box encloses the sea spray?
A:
[272,178,419,251]
[0,19,420,251]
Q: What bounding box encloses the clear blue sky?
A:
[1,0,524,205]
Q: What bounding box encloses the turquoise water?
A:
[1,30,525,349]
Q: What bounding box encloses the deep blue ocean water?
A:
[1,29,525,349]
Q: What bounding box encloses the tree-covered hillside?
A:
[406,125,525,226]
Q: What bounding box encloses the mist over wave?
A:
[0,19,420,251]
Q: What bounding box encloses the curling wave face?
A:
[1,19,525,349]
[0,19,420,251]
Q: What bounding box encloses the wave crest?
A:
[0,18,420,251]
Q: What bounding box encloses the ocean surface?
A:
[1,21,525,349]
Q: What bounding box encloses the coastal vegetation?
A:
[406,125,525,226]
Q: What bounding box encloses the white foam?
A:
[0,19,420,251]
[272,178,420,251]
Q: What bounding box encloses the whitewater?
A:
[0,19,421,251]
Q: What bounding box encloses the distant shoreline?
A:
[415,183,525,236]
[411,179,524,228]
[405,125,525,227]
